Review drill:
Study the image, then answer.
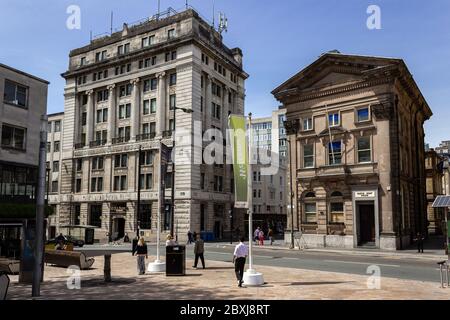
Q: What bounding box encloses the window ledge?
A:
[4,101,28,109]
[1,145,26,152]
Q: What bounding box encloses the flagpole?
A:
[248,113,254,272]
[243,112,264,286]
[148,139,165,272]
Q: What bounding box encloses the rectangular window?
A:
[114,154,128,168]
[92,156,104,170]
[304,203,317,223]
[143,100,150,115]
[169,73,177,86]
[1,124,26,150]
[54,120,61,132]
[53,141,60,152]
[357,136,371,163]
[4,80,28,107]
[46,142,51,153]
[139,173,153,190]
[201,173,205,189]
[51,181,59,193]
[328,141,342,165]
[76,158,83,172]
[91,177,103,192]
[75,178,82,193]
[150,98,157,114]
[52,161,59,172]
[303,117,313,131]
[114,176,127,191]
[168,29,175,39]
[89,205,102,227]
[357,108,370,123]
[328,113,340,127]
[303,144,314,168]
[169,95,176,110]
[330,202,344,223]
[80,57,86,66]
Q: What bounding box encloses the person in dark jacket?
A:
[192,234,205,269]
[414,232,425,253]
[133,237,148,275]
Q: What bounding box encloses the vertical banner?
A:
[228,115,248,209]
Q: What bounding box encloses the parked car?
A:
[47,235,84,248]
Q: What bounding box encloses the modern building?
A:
[425,149,444,235]
[250,109,287,235]
[0,63,49,280]
[46,112,64,239]
[50,8,248,242]
[272,52,432,250]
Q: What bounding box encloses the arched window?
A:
[303,191,317,223]
[330,191,343,198]
[305,192,316,198]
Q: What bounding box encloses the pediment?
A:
[272,53,403,98]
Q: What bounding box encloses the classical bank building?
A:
[273,52,432,250]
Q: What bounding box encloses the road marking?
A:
[324,260,400,268]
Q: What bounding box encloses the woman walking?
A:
[134,237,148,275]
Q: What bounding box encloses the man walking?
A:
[192,234,205,269]
[414,232,425,253]
[233,236,248,288]
[253,227,260,246]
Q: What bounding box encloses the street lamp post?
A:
[170,107,193,239]
[136,145,142,240]
[229,208,233,244]
[283,119,300,250]
[32,114,48,297]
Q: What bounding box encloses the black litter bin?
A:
[166,245,186,276]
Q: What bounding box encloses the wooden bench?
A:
[0,258,20,275]
[44,250,95,270]
[0,273,10,300]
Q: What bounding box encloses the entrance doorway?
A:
[113,218,125,241]
[358,203,375,246]
[214,221,221,240]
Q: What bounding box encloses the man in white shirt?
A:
[233,236,249,287]
[253,227,260,245]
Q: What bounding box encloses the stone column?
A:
[86,89,94,146]
[156,72,166,136]
[74,95,80,144]
[107,84,116,144]
[130,78,141,141]
[205,75,212,130]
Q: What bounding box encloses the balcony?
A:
[74,142,85,149]
[112,136,131,145]
[89,140,107,148]
[136,132,156,142]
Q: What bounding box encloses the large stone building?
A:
[50,8,247,242]
[0,63,48,279]
[425,149,444,235]
[272,52,432,250]
[250,109,287,234]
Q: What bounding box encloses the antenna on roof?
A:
[218,12,228,34]
[185,0,189,9]
[110,11,113,35]
[90,30,92,42]
[157,0,161,20]
[212,0,215,28]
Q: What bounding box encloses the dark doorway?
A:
[113,218,125,240]
[359,204,375,246]
[214,221,221,240]
[49,226,56,239]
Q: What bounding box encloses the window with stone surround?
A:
[330,192,344,224]
[357,136,371,163]
[89,205,102,227]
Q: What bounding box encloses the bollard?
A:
[438,261,446,288]
[447,263,450,288]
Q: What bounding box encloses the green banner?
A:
[448,221,450,238]
[228,115,248,209]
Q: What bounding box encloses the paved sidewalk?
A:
[6,252,450,300]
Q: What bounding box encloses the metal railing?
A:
[89,140,107,148]
[136,132,156,142]
[112,136,131,145]
[74,143,85,149]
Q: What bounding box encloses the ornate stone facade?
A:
[50,9,248,242]
[272,52,432,250]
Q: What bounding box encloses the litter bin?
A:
[166,245,186,276]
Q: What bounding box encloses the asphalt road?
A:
[77,244,444,284]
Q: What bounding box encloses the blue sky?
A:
[1,0,449,147]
